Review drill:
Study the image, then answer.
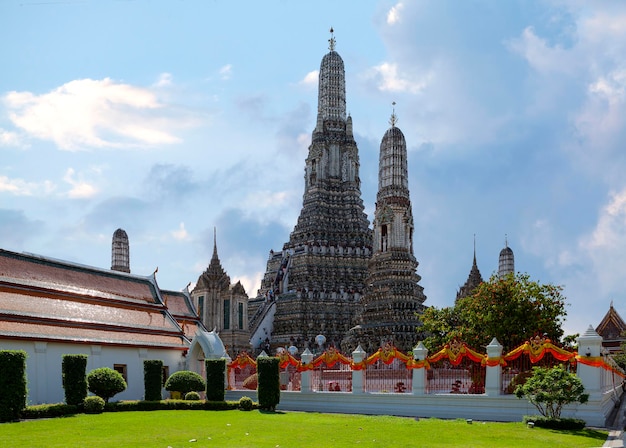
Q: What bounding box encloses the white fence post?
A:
[300,348,314,393]
[352,345,366,394]
[577,325,604,401]
[412,342,428,395]
[485,338,503,396]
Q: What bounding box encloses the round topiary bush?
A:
[184,391,201,401]
[83,396,105,414]
[87,367,127,403]
[165,370,206,395]
[239,396,254,411]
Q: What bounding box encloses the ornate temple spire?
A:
[315,28,347,129]
[456,235,483,302]
[196,227,230,291]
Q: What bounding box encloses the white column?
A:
[351,345,366,394]
[412,342,428,395]
[300,349,314,393]
[577,325,604,400]
[485,338,503,396]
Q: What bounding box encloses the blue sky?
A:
[2,0,625,338]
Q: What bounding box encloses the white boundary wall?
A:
[0,339,186,405]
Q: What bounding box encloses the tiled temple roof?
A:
[0,248,189,350]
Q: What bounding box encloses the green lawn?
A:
[0,410,608,448]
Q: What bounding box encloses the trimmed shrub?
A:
[184,391,201,401]
[165,370,205,395]
[257,357,280,411]
[62,354,88,406]
[205,359,226,401]
[87,367,127,403]
[21,403,78,419]
[83,396,105,414]
[0,350,28,422]
[239,396,254,411]
[523,415,586,430]
[143,360,163,401]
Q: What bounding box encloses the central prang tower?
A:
[255,30,373,350]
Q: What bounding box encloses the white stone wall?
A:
[0,339,185,405]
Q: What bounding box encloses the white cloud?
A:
[300,70,318,87]
[577,189,626,298]
[366,62,432,94]
[3,78,193,150]
[171,222,190,241]
[154,73,173,87]
[387,2,404,25]
[219,64,233,80]
[0,128,24,147]
[0,175,54,196]
[63,168,98,199]
[507,27,578,75]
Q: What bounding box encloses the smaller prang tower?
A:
[111,228,130,273]
[498,236,515,277]
[350,107,427,353]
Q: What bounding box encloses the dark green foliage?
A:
[515,365,589,419]
[205,359,226,401]
[421,273,567,351]
[21,403,79,419]
[0,350,28,422]
[62,354,88,406]
[257,357,280,411]
[523,415,586,430]
[83,396,105,414]
[239,396,254,411]
[184,391,201,400]
[164,370,206,395]
[103,399,238,412]
[143,360,163,401]
[87,367,127,403]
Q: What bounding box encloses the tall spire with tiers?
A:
[350,104,427,353]
[256,30,372,350]
[498,235,515,277]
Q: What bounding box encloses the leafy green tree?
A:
[87,367,127,403]
[421,273,567,351]
[515,365,588,419]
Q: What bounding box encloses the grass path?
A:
[0,410,608,447]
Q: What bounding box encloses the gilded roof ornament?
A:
[389,101,398,127]
[329,27,336,51]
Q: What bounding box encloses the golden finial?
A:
[389,101,398,127]
[329,27,336,51]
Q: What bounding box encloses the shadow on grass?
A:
[258,409,286,415]
[547,428,608,443]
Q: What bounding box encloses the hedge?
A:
[0,350,28,422]
[205,359,226,401]
[523,415,586,430]
[257,356,280,411]
[143,360,163,401]
[62,354,88,406]
[104,399,239,412]
[21,403,79,419]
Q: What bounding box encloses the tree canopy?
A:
[420,273,567,352]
